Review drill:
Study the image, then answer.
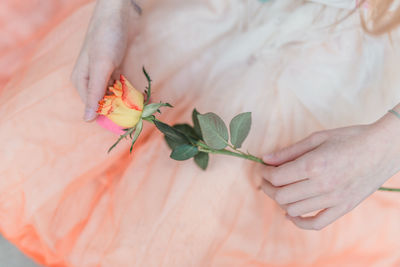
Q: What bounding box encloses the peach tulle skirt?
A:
[1,0,400,266]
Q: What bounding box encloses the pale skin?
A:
[71,0,400,230]
[259,107,400,230]
[71,0,139,121]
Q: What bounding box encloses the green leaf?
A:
[197,112,229,150]
[164,124,199,149]
[165,136,184,149]
[142,102,173,117]
[107,128,134,153]
[142,115,156,122]
[192,109,203,139]
[170,144,199,161]
[154,120,188,145]
[129,119,143,153]
[229,112,252,148]
[194,152,209,170]
[143,66,151,83]
[173,124,199,139]
[143,66,152,105]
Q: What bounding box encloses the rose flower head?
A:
[97,75,144,128]
[99,68,173,154]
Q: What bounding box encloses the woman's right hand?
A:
[71,0,139,121]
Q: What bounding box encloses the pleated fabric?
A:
[1,0,400,266]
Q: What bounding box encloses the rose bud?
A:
[96,75,144,129]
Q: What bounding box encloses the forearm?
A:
[86,0,141,46]
[93,0,141,22]
[370,103,400,183]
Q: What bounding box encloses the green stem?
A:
[146,117,399,193]
[143,67,152,105]
[378,187,400,192]
[198,146,265,164]
[107,127,135,153]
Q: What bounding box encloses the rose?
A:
[98,68,172,153]
[99,69,400,195]
[96,75,144,128]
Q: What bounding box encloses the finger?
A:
[85,61,114,121]
[107,68,123,87]
[268,179,325,205]
[284,193,338,217]
[260,179,277,200]
[286,205,346,231]
[111,67,123,81]
[260,158,308,186]
[263,132,328,165]
[76,74,90,104]
[71,53,89,104]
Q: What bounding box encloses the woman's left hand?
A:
[259,112,400,230]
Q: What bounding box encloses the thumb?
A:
[263,131,328,165]
[84,62,114,121]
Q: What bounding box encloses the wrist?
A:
[374,107,400,133]
[370,107,400,161]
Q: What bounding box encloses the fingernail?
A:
[262,153,274,162]
[84,108,97,121]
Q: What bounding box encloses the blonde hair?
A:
[361,0,400,34]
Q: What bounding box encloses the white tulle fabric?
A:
[308,0,358,9]
[1,0,400,266]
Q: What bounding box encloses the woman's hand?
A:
[259,111,400,230]
[71,0,139,121]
